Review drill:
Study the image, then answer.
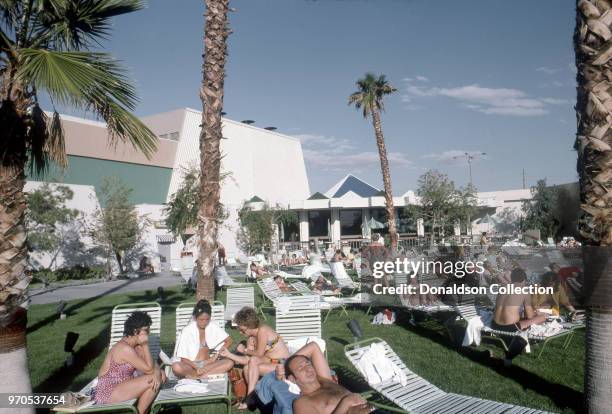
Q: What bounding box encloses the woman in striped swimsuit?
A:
[94,311,164,414]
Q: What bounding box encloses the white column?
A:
[362,208,371,239]
[454,220,461,236]
[331,208,341,246]
[417,218,425,237]
[299,211,309,243]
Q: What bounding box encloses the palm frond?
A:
[32,0,146,49]
[95,99,158,157]
[0,0,19,30]
[18,48,157,158]
[348,72,396,117]
[26,105,66,174]
[18,48,137,108]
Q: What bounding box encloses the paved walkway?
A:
[28,272,184,305]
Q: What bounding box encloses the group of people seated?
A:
[491,265,578,366]
[95,300,376,413]
[280,253,309,266]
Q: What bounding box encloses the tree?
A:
[26,183,79,270]
[164,166,229,237]
[348,73,399,248]
[236,201,297,255]
[452,183,479,236]
[94,177,141,274]
[574,1,612,412]
[521,179,559,239]
[0,0,156,401]
[411,170,460,243]
[196,0,231,301]
[494,207,520,235]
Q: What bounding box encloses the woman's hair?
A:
[123,311,152,337]
[193,299,212,318]
[233,306,259,329]
[540,271,559,288]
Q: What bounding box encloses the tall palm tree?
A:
[196,0,230,301]
[349,73,399,247]
[574,1,612,412]
[0,0,156,401]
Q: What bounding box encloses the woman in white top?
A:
[171,300,234,379]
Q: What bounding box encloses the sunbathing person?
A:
[219,307,290,408]
[532,271,576,315]
[273,275,296,293]
[250,262,268,278]
[313,275,341,294]
[286,354,375,414]
[493,268,547,366]
[172,300,234,379]
[94,311,165,414]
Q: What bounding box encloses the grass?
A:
[27,285,584,413]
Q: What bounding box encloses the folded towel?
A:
[174,379,209,394]
[356,343,407,386]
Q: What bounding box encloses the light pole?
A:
[453,152,486,186]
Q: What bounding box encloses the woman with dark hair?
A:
[94,311,164,413]
[172,300,234,379]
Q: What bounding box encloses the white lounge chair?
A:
[274,295,322,341]
[225,286,255,323]
[62,303,162,413]
[345,338,553,414]
[329,261,360,292]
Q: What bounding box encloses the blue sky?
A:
[72,0,578,194]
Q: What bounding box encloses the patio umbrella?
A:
[368,217,386,229]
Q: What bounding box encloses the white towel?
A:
[356,343,407,386]
[462,316,484,346]
[174,379,209,394]
[286,337,326,354]
[173,320,229,362]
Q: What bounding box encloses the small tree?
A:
[164,166,229,237]
[411,170,460,242]
[452,183,479,235]
[94,177,141,274]
[237,202,297,255]
[522,179,559,239]
[26,183,80,270]
[495,207,520,235]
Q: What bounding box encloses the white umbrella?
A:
[368,217,386,229]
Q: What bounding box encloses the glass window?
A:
[169,132,179,141]
[159,133,168,139]
[340,209,363,237]
[308,210,330,237]
[370,209,389,234]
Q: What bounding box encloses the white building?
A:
[28,108,310,272]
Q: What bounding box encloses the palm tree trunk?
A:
[371,109,398,248]
[0,162,33,411]
[197,0,230,301]
[574,1,612,412]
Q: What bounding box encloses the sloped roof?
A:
[249,195,264,202]
[325,174,380,198]
[308,192,329,200]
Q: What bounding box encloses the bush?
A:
[32,265,106,284]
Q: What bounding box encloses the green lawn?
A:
[27,286,583,413]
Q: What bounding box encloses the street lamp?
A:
[453,152,486,186]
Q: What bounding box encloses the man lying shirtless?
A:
[285,354,375,414]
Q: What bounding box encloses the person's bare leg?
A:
[172,361,197,379]
[295,342,331,380]
[199,359,234,377]
[109,374,157,414]
[246,356,260,395]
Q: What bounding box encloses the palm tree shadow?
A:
[27,279,144,334]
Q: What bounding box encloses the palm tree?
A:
[196,0,230,301]
[0,0,156,399]
[574,1,612,412]
[348,73,399,247]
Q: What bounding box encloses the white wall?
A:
[167,109,311,258]
[25,182,104,270]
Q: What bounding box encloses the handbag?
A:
[229,367,247,400]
